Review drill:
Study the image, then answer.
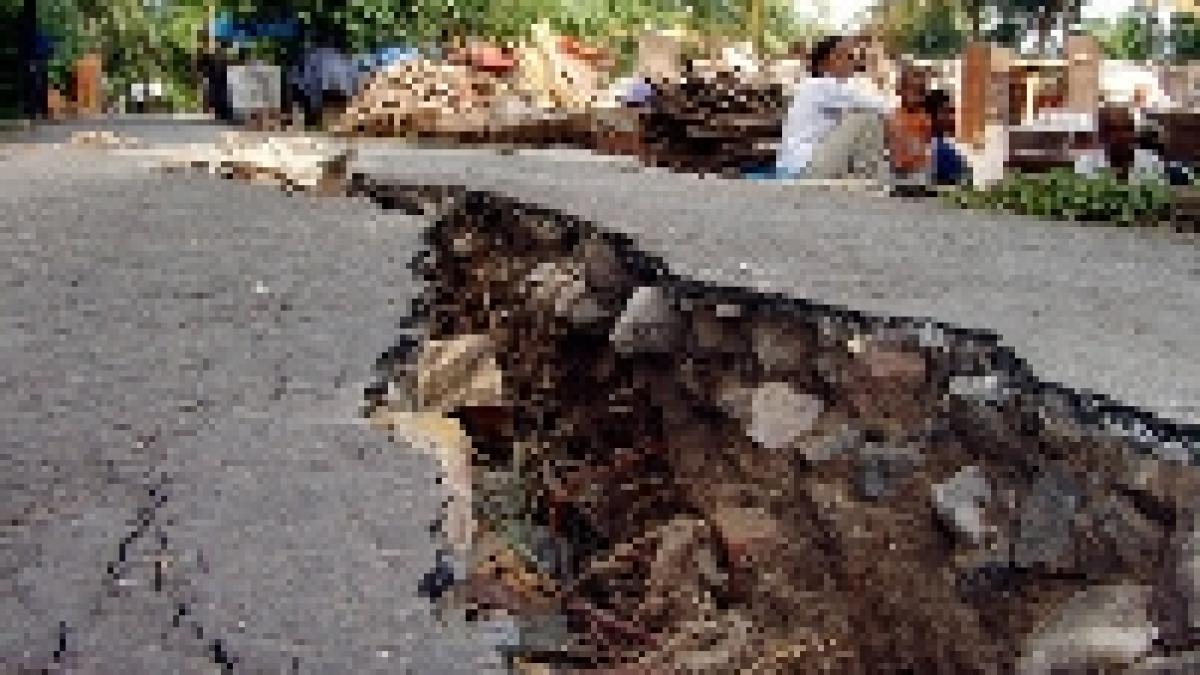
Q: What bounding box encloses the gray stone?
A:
[948,374,1008,406]
[932,465,994,545]
[1014,470,1081,569]
[855,443,924,501]
[793,422,863,463]
[610,285,682,354]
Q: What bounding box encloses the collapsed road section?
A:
[352,175,1200,673]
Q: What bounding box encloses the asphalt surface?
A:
[1,127,511,673]
[4,115,1200,672]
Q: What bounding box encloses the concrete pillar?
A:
[960,42,989,146]
[1066,34,1100,115]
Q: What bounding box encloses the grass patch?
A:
[941,169,1173,227]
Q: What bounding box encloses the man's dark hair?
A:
[924,88,952,117]
[809,35,847,77]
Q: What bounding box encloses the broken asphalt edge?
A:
[344,170,1200,465]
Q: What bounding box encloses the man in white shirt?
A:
[777,35,894,179]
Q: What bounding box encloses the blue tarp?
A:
[357,46,421,73]
[212,12,298,42]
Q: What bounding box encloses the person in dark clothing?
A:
[21,0,50,119]
[28,32,51,119]
[199,42,233,121]
[924,89,969,185]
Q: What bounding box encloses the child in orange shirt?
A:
[887,68,933,179]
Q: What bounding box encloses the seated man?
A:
[886,67,933,180]
[924,89,970,185]
[776,35,892,180]
[1073,105,1166,183]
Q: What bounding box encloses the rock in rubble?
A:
[415,333,506,413]
[1014,469,1083,570]
[854,442,924,501]
[610,286,682,355]
[718,380,825,451]
[1018,584,1158,674]
[933,465,995,545]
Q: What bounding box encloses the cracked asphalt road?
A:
[1,130,509,673]
[4,115,1199,673]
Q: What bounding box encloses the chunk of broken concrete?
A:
[416,333,506,413]
[746,382,824,451]
[752,321,816,375]
[611,286,682,354]
[1018,584,1157,674]
[792,418,863,463]
[854,443,924,501]
[933,465,994,545]
[1014,469,1084,570]
[522,259,588,319]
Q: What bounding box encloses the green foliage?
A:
[35,0,213,111]
[1171,14,1200,62]
[896,1,966,58]
[1092,10,1153,61]
[942,169,1172,227]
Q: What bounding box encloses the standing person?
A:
[776,34,893,180]
[199,40,233,122]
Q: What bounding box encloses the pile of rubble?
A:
[332,60,513,139]
[359,178,1200,673]
[640,66,786,176]
[164,133,351,194]
[334,26,608,147]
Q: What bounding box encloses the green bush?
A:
[942,169,1172,227]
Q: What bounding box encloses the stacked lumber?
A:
[640,68,786,175]
[361,178,1200,673]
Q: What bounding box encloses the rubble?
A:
[1017,584,1158,674]
[66,130,142,149]
[932,465,994,545]
[163,133,352,194]
[334,30,605,147]
[640,67,786,176]
[356,177,1200,672]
